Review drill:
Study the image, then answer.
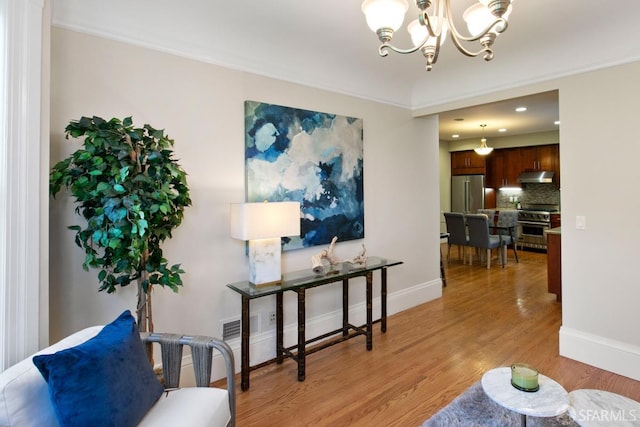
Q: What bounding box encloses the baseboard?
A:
[198,278,443,382]
[559,326,640,381]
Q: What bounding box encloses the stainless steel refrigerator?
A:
[451,175,485,213]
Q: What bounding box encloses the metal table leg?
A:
[241,295,250,391]
[297,288,306,381]
[366,272,373,350]
[381,267,388,333]
[342,278,349,336]
[276,292,284,364]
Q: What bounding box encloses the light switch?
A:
[576,215,586,230]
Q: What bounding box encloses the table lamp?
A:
[230,201,301,287]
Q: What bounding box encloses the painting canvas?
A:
[244,100,364,250]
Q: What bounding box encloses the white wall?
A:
[49,28,442,375]
[557,62,640,380]
[438,141,451,233]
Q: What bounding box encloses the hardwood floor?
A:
[227,248,640,426]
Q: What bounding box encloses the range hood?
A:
[517,171,554,184]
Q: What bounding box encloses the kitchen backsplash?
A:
[497,183,560,209]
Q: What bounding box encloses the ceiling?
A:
[52,1,640,139]
[438,90,559,141]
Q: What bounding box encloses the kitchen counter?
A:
[545,227,561,235]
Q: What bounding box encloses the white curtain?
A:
[0,0,46,372]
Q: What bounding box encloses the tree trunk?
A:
[136,279,153,332]
[136,251,154,364]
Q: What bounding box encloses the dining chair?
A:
[466,213,505,269]
[477,209,496,226]
[493,210,519,263]
[443,212,468,264]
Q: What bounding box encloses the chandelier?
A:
[361,0,513,71]
[474,124,493,155]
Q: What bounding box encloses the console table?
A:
[227,256,403,391]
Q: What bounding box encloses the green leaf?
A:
[119,166,130,182]
[113,184,125,193]
[96,182,110,193]
[77,151,92,161]
[92,156,104,166]
[137,219,148,236]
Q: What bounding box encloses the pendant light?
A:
[474,124,493,155]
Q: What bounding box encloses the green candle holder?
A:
[511,363,539,392]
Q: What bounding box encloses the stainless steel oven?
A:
[517,205,558,250]
[518,220,550,250]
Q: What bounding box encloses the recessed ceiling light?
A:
[452,134,460,138]
[515,107,527,112]
[554,120,560,125]
[498,128,507,132]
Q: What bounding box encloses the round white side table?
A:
[568,389,640,426]
[481,367,570,426]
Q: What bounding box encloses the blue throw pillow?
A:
[33,310,164,427]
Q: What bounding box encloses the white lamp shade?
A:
[474,146,494,155]
[361,0,409,33]
[464,2,510,36]
[230,201,301,241]
[474,137,494,155]
[407,17,448,48]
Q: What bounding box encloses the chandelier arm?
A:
[449,32,493,59]
[379,42,424,57]
[449,19,508,43]
[420,9,443,39]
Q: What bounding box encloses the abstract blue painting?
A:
[244,101,364,250]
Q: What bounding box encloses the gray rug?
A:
[422,381,579,427]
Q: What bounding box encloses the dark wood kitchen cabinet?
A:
[451,150,486,175]
[521,144,559,183]
[517,144,560,187]
[486,147,522,189]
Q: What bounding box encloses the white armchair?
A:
[0,314,235,427]
[139,332,236,427]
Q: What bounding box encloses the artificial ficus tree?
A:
[50,116,191,334]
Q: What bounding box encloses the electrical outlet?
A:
[268,311,276,324]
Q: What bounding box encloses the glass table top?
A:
[227,256,403,298]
